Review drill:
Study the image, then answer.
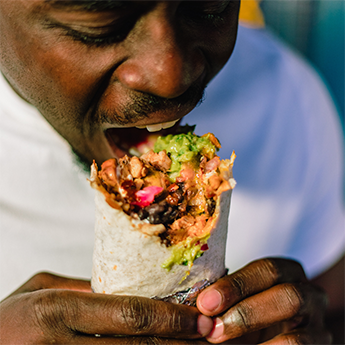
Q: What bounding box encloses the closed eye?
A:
[57,22,134,46]
[44,19,136,47]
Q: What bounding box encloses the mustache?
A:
[98,81,206,126]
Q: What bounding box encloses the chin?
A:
[71,148,94,174]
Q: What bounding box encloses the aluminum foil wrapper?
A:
[154,269,228,306]
[152,279,212,306]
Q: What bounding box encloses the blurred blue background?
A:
[261,0,344,132]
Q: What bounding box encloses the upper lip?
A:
[99,69,206,131]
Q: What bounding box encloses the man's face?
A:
[0,0,239,165]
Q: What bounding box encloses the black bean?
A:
[154,190,168,203]
[161,207,176,223]
[175,189,184,202]
[148,214,161,224]
[146,203,166,215]
[163,206,173,216]
[138,208,149,220]
[206,198,216,216]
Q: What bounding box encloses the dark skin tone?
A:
[312,255,344,344]
[0,0,238,164]
[0,0,342,343]
[0,258,339,344]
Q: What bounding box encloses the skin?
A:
[0,258,337,344]
[312,255,344,344]
[0,272,214,344]
[0,0,341,343]
[197,258,336,344]
[0,0,238,165]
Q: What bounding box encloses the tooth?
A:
[135,119,179,131]
[146,124,163,132]
[162,120,178,129]
[128,147,141,157]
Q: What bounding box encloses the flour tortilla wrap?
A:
[90,131,236,300]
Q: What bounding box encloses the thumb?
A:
[8,272,91,297]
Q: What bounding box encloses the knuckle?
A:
[281,283,304,317]
[232,301,254,333]
[255,258,281,286]
[231,275,247,299]
[32,290,73,340]
[168,308,183,333]
[260,258,280,278]
[118,298,187,336]
[120,296,155,333]
[235,258,280,294]
[32,290,58,327]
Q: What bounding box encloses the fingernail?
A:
[197,314,214,337]
[200,289,222,312]
[207,317,224,341]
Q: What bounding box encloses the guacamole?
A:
[154,131,220,181]
[161,234,210,275]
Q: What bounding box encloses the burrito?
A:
[90,127,236,303]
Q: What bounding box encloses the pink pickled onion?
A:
[132,186,163,207]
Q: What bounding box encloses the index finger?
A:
[196,258,307,316]
[40,289,213,339]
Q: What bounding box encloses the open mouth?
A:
[105,119,182,158]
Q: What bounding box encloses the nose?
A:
[115,8,205,99]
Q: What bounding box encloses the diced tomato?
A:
[200,244,209,251]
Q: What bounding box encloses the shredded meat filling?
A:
[96,152,229,246]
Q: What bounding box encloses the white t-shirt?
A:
[183,26,345,278]
[1,25,344,300]
[0,75,96,299]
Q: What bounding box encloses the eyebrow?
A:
[46,0,128,11]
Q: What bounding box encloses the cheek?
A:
[32,45,96,102]
[22,42,104,108]
[1,18,114,115]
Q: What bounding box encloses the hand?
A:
[196,258,332,344]
[0,272,214,344]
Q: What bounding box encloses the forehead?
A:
[15,1,238,18]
